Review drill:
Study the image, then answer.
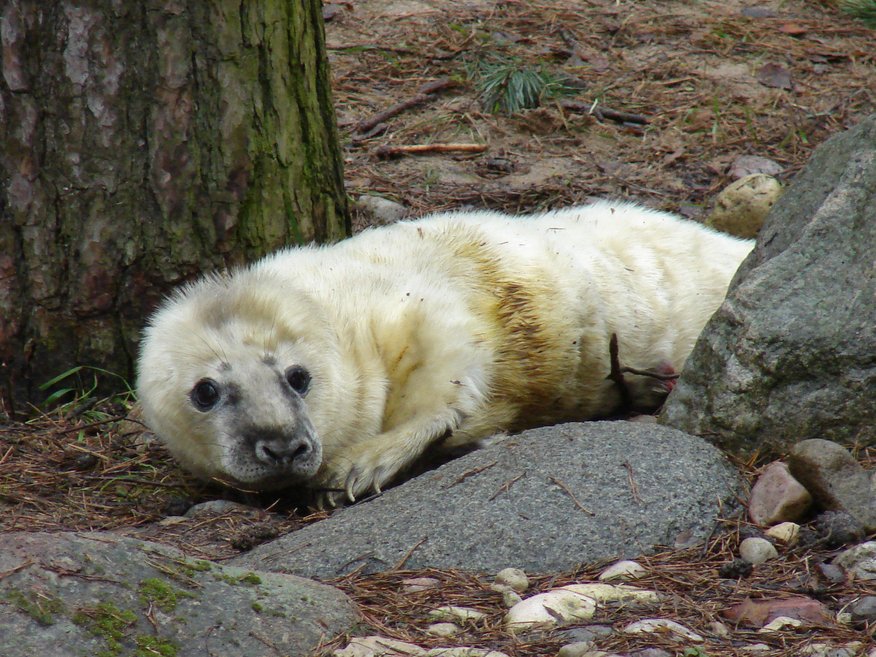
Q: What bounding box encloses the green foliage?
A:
[683,648,709,657]
[842,0,876,27]
[138,578,194,612]
[467,57,573,114]
[37,365,133,416]
[5,588,65,626]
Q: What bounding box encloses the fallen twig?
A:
[357,77,456,134]
[549,475,595,515]
[375,143,487,159]
[560,99,649,126]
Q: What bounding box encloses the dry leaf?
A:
[722,596,832,628]
[778,23,808,36]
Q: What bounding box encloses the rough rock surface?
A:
[787,439,876,532]
[232,422,743,579]
[748,461,812,526]
[661,113,876,454]
[0,532,358,657]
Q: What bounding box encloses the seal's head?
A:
[136,271,346,490]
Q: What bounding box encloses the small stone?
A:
[505,589,596,632]
[184,499,255,517]
[491,567,529,593]
[426,622,461,637]
[849,595,876,623]
[428,606,485,624]
[556,642,595,657]
[758,615,802,632]
[800,642,864,657]
[556,625,615,644]
[706,173,782,238]
[740,537,779,564]
[817,562,846,583]
[424,650,509,657]
[748,461,812,526]
[333,635,425,656]
[561,583,659,605]
[502,590,522,608]
[402,577,441,592]
[834,541,876,580]
[788,439,876,532]
[598,560,646,581]
[814,510,866,548]
[765,521,801,545]
[707,620,731,637]
[630,649,672,657]
[728,155,784,179]
[719,558,753,579]
[622,618,703,642]
[356,195,408,225]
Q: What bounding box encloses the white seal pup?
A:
[137,200,753,505]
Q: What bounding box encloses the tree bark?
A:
[0,0,349,413]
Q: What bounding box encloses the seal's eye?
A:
[285,365,311,396]
[190,379,220,411]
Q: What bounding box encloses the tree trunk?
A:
[0,0,349,414]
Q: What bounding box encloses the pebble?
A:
[556,625,615,644]
[598,560,646,581]
[765,521,801,545]
[706,173,782,238]
[739,537,779,565]
[622,618,704,642]
[333,635,424,656]
[426,622,461,637]
[356,194,408,225]
[630,650,672,657]
[490,567,529,593]
[556,642,595,657]
[402,577,441,592]
[747,461,812,526]
[424,649,509,657]
[707,620,731,637]
[428,606,486,624]
[800,642,864,657]
[758,615,802,632]
[848,595,876,623]
[814,510,866,548]
[561,583,659,605]
[817,562,846,584]
[505,589,596,632]
[501,590,522,608]
[788,439,876,531]
[834,541,876,580]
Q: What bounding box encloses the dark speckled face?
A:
[184,351,323,488]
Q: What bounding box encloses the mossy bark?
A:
[0,0,349,412]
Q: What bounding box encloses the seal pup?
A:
[137,201,753,505]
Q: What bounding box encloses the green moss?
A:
[251,601,264,613]
[73,602,137,655]
[135,635,179,657]
[138,578,195,612]
[5,588,65,626]
[214,570,262,586]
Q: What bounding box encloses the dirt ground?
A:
[1,1,874,655]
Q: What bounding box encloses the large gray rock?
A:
[0,532,358,657]
[232,422,743,579]
[662,114,876,454]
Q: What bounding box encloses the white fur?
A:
[137,201,753,503]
